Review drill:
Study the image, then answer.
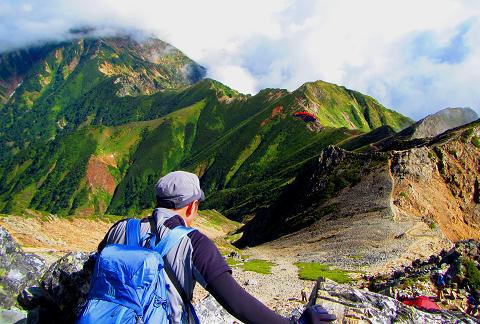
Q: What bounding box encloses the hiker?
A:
[411,284,420,298]
[435,271,446,301]
[301,287,309,303]
[81,171,336,324]
[466,290,479,317]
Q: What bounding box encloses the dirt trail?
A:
[193,244,310,317]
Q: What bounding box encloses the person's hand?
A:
[298,305,336,323]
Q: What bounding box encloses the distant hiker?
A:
[436,272,446,301]
[466,290,479,317]
[301,287,309,303]
[411,285,420,298]
[80,171,336,324]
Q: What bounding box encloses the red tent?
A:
[293,111,317,122]
[401,296,441,312]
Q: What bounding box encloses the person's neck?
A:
[159,207,189,225]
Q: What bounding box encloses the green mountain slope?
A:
[0,36,205,160]
[294,81,411,132]
[0,36,413,219]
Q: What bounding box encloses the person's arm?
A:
[207,271,290,324]
[189,232,288,323]
[190,231,336,324]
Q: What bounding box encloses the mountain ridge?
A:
[0,34,416,223]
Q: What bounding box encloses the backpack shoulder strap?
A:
[154,226,195,257]
[125,218,141,247]
[148,217,198,323]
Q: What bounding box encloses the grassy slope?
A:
[0,36,205,181]
[297,81,412,132]
[107,79,410,220]
[0,119,163,215]
[2,77,412,219]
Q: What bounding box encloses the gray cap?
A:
[155,171,205,209]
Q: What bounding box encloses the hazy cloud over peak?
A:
[1,0,479,119]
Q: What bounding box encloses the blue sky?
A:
[0,0,479,120]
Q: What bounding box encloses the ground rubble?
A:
[0,222,477,323]
[13,251,477,324]
[315,279,475,323]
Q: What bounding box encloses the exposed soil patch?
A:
[391,143,480,242]
[261,105,283,126]
[86,156,116,195]
[342,112,356,129]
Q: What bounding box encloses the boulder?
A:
[0,226,46,309]
[18,252,94,323]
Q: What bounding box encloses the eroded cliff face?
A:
[391,126,480,242]
[239,121,480,271]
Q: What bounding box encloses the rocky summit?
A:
[399,107,479,140]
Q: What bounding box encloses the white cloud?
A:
[0,0,479,119]
[208,64,258,95]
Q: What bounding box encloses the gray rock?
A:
[0,307,27,323]
[0,227,46,309]
[18,252,94,324]
[194,295,240,324]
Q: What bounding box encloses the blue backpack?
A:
[437,274,445,287]
[77,219,195,324]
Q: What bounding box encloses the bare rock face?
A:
[0,226,46,309]
[391,123,480,243]
[391,147,434,181]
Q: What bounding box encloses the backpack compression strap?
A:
[126,218,141,247]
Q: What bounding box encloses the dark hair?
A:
[156,197,176,209]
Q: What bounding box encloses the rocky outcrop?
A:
[239,121,480,272]
[0,226,46,309]
[391,123,480,242]
[18,252,94,323]
[195,295,239,323]
[0,308,27,323]
[315,279,474,323]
